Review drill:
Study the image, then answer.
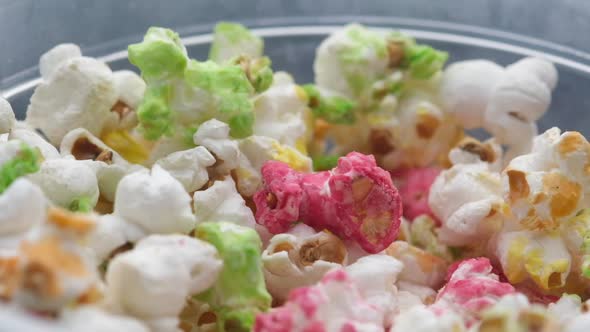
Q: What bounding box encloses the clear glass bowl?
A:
[2,2,590,137]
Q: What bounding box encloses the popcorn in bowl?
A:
[5,20,590,332]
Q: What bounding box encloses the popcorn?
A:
[404,215,454,261]
[253,72,309,148]
[392,166,441,222]
[428,141,505,246]
[254,269,385,332]
[113,165,194,235]
[105,234,222,332]
[385,241,448,289]
[193,119,243,173]
[431,257,515,325]
[194,222,271,331]
[209,22,264,63]
[102,70,146,132]
[0,178,46,256]
[128,27,269,141]
[0,98,16,134]
[193,176,256,228]
[0,140,42,194]
[390,305,466,332]
[39,43,82,79]
[8,208,102,312]
[8,127,60,160]
[60,128,145,202]
[254,152,402,253]
[155,146,215,192]
[262,224,348,303]
[60,306,150,332]
[26,55,118,145]
[28,157,99,210]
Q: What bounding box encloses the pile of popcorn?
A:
[1,21,589,332]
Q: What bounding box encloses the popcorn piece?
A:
[441,60,505,129]
[102,70,146,132]
[566,313,590,332]
[26,56,118,145]
[0,98,16,134]
[392,166,441,222]
[195,222,271,332]
[0,141,41,194]
[254,152,402,253]
[193,119,242,173]
[302,84,356,125]
[156,146,215,192]
[428,162,504,247]
[495,231,571,290]
[60,306,149,332]
[61,128,145,202]
[0,178,46,256]
[9,127,60,160]
[105,234,222,332]
[385,241,447,289]
[28,157,99,210]
[345,254,404,327]
[209,22,263,63]
[254,269,385,332]
[10,208,101,312]
[390,305,466,332]
[253,72,309,147]
[100,129,150,165]
[406,215,454,261]
[86,214,128,263]
[39,43,82,79]
[129,27,263,140]
[193,176,256,228]
[432,257,515,325]
[114,165,195,235]
[262,224,348,303]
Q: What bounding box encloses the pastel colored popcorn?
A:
[193,176,256,228]
[254,269,385,332]
[0,98,16,135]
[390,305,467,332]
[404,215,454,261]
[9,126,60,160]
[0,140,42,194]
[431,257,515,325]
[392,166,441,222]
[105,234,222,332]
[254,152,402,253]
[262,224,348,303]
[209,22,263,63]
[194,222,271,332]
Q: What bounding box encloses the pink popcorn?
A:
[391,167,441,223]
[432,257,516,325]
[254,152,402,253]
[254,269,383,332]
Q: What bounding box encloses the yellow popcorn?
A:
[101,130,149,164]
[271,141,311,172]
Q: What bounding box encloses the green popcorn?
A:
[228,112,255,138]
[303,84,356,124]
[194,222,271,332]
[209,22,264,63]
[128,27,188,82]
[69,196,94,213]
[0,143,41,194]
[136,86,175,140]
[245,56,273,93]
[409,215,453,261]
[404,44,448,79]
[312,154,340,171]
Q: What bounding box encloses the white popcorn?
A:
[429,162,504,246]
[193,119,241,173]
[0,179,46,255]
[548,294,583,326]
[39,43,82,80]
[9,128,60,160]
[26,56,118,145]
[507,57,558,90]
[112,70,146,109]
[0,98,16,135]
[253,72,308,147]
[60,307,149,332]
[262,224,348,303]
[60,128,145,202]
[384,241,447,289]
[147,134,194,166]
[105,234,222,332]
[566,314,590,332]
[441,60,505,129]
[28,157,99,209]
[391,305,466,332]
[193,176,255,227]
[156,146,215,192]
[85,214,128,263]
[345,254,403,326]
[114,165,195,235]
